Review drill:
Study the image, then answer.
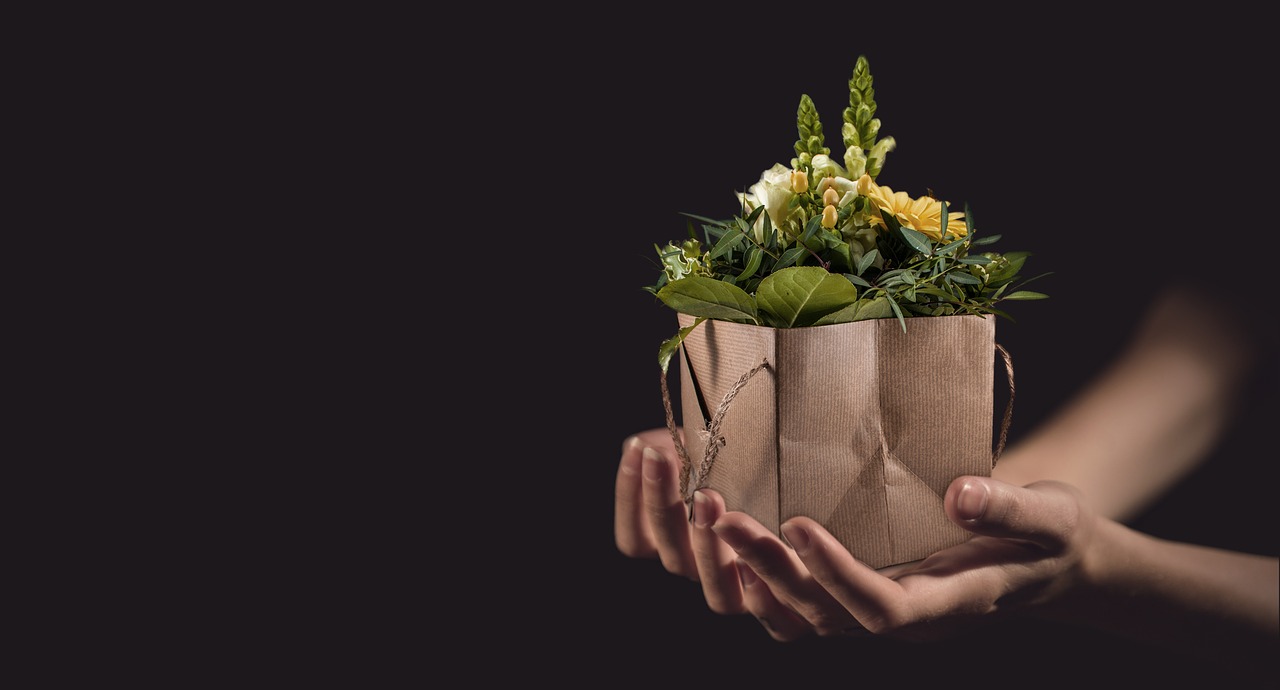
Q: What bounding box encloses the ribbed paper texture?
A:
[677,313,995,569]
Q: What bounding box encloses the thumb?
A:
[944,476,1083,550]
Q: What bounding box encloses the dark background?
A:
[278,9,1279,687]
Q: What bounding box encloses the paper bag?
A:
[673,312,1003,570]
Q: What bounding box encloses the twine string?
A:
[993,342,1015,466]
[661,358,769,519]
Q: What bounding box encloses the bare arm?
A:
[993,288,1257,521]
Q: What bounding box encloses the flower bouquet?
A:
[647,56,1046,568]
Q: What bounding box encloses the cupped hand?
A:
[711,476,1100,642]
[613,428,746,614]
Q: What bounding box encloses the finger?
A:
[614,436,657,558]
[778,517,909,634]
[690,490,745,614]
[736,561,811,642]
[714,512,859,636]
[642,447,698,579]
[945,477,1082,551]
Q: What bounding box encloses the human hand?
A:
[710,476,1100,642]
[613,428,747,614]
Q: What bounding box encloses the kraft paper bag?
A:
[671,312,1005,570]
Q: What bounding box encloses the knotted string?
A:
[661,359,769,518]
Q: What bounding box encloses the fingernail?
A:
[692,491,711,528]
[780,523,809,554]
[736,560,758,586]
[956,479,989,521]
[641,447,662,482]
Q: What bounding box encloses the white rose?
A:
[745,164,797,243]
[752,164,795,232]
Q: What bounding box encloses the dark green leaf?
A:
[843,273,872,288]
[947,271,982,285]
[1001,290,1049,300]
[856,248,879,275]
[970,234,1002,246]
[708,227,743,259]
[802,214,823,243]
[899,226,933,255]
[958,256,992,265]
[736,246,763,281]
[775,246,806,270]
[886,295,907,332]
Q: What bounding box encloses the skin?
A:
[613,289,1278,673]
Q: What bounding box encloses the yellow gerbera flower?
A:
[857,174,966,241]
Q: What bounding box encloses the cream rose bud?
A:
[821,204,838,228]
[790,169,809,193]
[822,187,840,206]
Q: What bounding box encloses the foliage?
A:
[645,56,1048,370]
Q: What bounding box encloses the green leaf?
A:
[886,295,907,332]
[656,276,759,324]
[856,248,879,275]
[970,234,1002,246]
[985,306,1017,323]
[811,296,894,325]
[1001,290,1050,300]
[801,214,823,243]
[756,266,859,327]
[842,272,871,288]
[947,271,982,285]
[898,226,933,255]
[736,245,763,282]
[939,201,948,238]
[708,227,743,259]
[774,246,806,270]
[657,317,707,373]
[937,238,965,256]
[958,256,992,265]
[914,286,955,299]
[853,296,893,320]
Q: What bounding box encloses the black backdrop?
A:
[356,11,1279,687]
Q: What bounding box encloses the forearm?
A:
[1044,518,1278,671]
[992,291,1255,521]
